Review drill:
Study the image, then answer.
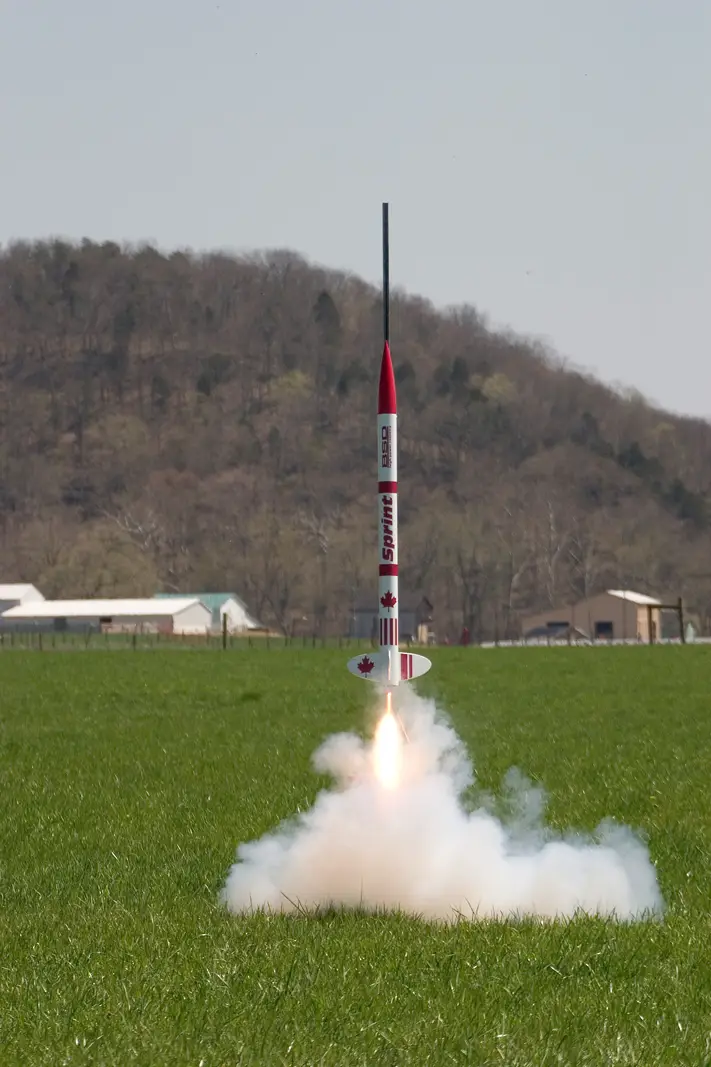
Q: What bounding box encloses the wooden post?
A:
[222,612,227,650]
[679,596,686,643]
[647,604,653,645]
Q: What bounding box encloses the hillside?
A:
[1,238,710,639]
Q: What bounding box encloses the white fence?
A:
[479,635,708,648]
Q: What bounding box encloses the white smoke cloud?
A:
[220,689,664,922]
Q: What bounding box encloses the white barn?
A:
[1,597,211,635]
[0,583,45,615]
[154,592,261,633]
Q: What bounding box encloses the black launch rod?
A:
[382,202,390,344]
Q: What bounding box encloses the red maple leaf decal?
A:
[380,591,397,609]
[358,656,375,674]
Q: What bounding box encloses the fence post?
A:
[222,613,228,650]
[679,597,686,643]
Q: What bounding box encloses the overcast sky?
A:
[2,0,709,419]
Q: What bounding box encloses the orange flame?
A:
[373,692,402,789]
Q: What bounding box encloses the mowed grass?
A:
[1,646,711,1066]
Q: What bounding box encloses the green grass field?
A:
[1,646,710,1065]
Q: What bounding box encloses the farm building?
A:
[0,583,45,614]
[154,592,261,632]
[521,590,663,642]
[0,597,211,635]
[349,596,434,644]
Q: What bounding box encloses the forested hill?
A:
[1,238,710,639]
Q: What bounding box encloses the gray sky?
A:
[2,0,709,419]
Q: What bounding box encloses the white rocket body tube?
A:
[378,389,400,685]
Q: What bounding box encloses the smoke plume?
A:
[220,689,664,922]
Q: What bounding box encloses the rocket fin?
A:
[399,652,432,681]
[346,651,389,682]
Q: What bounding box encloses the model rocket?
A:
[347,204,432,688]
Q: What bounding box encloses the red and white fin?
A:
[399,651,432,681]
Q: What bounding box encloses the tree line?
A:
[1,237,710,639]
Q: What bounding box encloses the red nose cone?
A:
[378,342,397,415]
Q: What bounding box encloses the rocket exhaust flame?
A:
[373,693,402,789]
